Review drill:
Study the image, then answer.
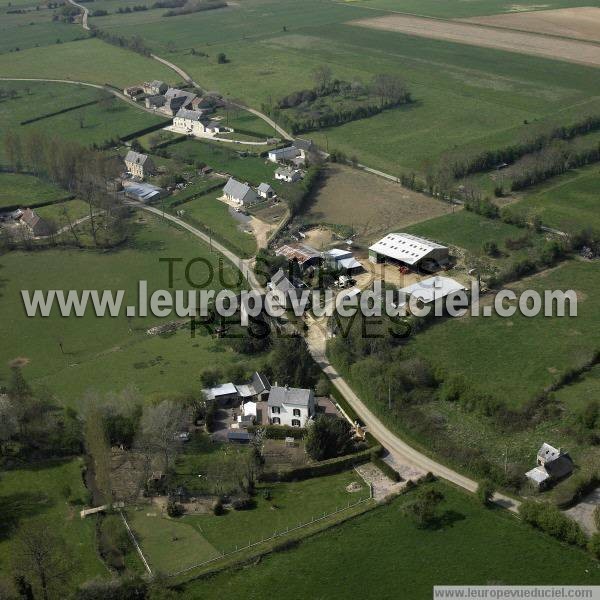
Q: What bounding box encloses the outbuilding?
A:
[369,232,448,271]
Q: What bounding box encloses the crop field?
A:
[350,14,600,68]
[462,6,600,43]
[184,483,600,599]
[0,459,105,589]
[302,165,452,243]
[0,213,249,405]
[503,166,600,234]
[130,470,368,575]
[341,0,600,19]
[0,38,176,88]
[0,173,68,209]
[176,190,257,257]
[410,260,600,408]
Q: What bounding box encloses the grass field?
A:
[130,470,368,574]
[0,459,105,589]
[36,198,90,224]
[183,482,600,599]
[175,190,257,257]
[0,212,248,404]
[303,164,452,243]
[0,173,68,209]
[503,166,600,235]
[410,260,600,408]
[0,38,175,88]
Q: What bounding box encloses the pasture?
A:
[183,483,600,599]
[0,212,249,405]
[503,166,600,235]
[130,470,369,575]
[0,173,67,209]
[0,459,105,589]
[302,164,452,244]
[0,38,175,88]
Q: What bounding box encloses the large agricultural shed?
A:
[368,232,448,270]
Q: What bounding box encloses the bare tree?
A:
[83,402,112,503]
[312,65,333,91]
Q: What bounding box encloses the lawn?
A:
[36,198,90,223]
[0,459,105,590]
[175,189,257,258]
[0,212,249,405]
[503,166,600,235]
[183,482,600,599]
[130,469,369,574]
[0,172,68,209]
[0,38,176,88]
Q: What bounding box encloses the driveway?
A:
[565,487,600,535]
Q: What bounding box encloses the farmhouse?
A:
[143,80,167,96]
[268,385,315,427]
[399,276,467,307]
[203,382,239,405]
[369,232,449,271]
[172,108,207,136]
[124,150,155,180]
[123,181,164,203]
[275,166,303,183]
[20,208,52,237]
[257,183,276,199]
[525,443,574,490]
[324,248,362,274]
[267,268,302,310]
[223,177,259,206]
[161,88,197,116]
[275,243,321,270]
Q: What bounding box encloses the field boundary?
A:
[120,510,152,575]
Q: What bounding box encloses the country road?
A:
[67,0,89,30]
[129,201,520,513]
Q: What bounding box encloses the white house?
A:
[124,151,155,180]
[275,166,302,183]
[525,443,574,490]
[267,385,315,427]
[223,177,259,206]
[257,182,276,199]
[173,108,207,136]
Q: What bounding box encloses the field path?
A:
[67,0,90,30]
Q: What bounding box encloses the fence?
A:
[119,510,152,576]
[169,486,373,578]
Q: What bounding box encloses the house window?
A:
[291,419,301,427]
[293,409,301,417]
[272,417,281,425]
[271,406,280,414]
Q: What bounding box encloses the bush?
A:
[519,500,586,547]
[588,533,600,560]
[212,498,225,515]
[167,499,184,517]
[594,505,600,531]
[232,494,255,510]
[477,479,495,506]
[305,415,353,461]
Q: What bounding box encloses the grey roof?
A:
[165,87,195,100]
[525,467,550,484]
[123,182,163,202]
[227,430,252,441]
[399,276,467,304]
[257,182,274,193]
[268,386,313,408]
[294,138,314,151]
[545,455,573,479]
[125,150,150,166]
[223,177,257,203]
[538,442,561,462]
[175,108,204,121]
[270,268,295,293]
[150,80,164,88]
[251,371,271,395]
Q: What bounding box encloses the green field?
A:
[0,81,168,160]
[36,198,90,224]
[410,260,600,408]
[0,459,105,590]
[0,212,248,404]
[176,189,257,257]
[0,38,175,88]
[130,469,368,574]
[183,482,600,599]
[0,173,68,209]
[503,166,600,235]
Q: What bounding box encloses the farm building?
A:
[123,85,144,99]
[525,443,574,490]
[323,248,362,274]
[267,268,305,310]
[145,95,165,110]
[161,88,196,116]
[275,166,303,183]
[236,372,271,402]
[20,209,52,237]
[203,382,239,405]
[268,385,315,427]
[275,243,321,270]
[223,177,259,206]
[143,80,167,96]
[172,108,207,135]
[398,276,467,310]
[268,146,301,163]
[369,232,448,271]
[123,181,164,203]
[124,150,155,180]
[257,183,276,199]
